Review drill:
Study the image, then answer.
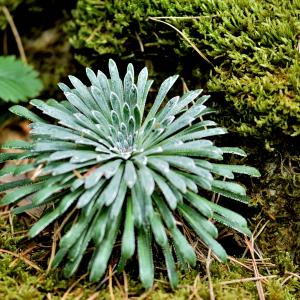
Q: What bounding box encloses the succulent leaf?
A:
[0,60,260,289]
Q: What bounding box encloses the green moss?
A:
[65,0,300,138]
[0,210,299,299]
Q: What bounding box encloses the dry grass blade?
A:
[149,17,213,66]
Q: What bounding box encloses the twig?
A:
[206,249,215,300]
[220,275,277,285]
[1,6,27,64]
[149,17,213,66]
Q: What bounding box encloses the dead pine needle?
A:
[61,273,88,300]
[0,248,41,271]
[281,271,300,286]
[87,292,100,300]
[138,283,156,300]
[109,265,115,300]
[9,245,37,268]
[245,237,266,300]
[47,221,58,273]
[228,256,253,272]
[8,210,14,234]
[206,249,215,300]
[220,275,277,285]
[135,31,144,52]
[188,274,202,300]
[123,271,129,300]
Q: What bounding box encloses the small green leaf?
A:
[170,226,196,267]
[124,160,137,188]
[118,197,135,271]
[150,212,168,247]
[89,211,122,281]
[162,242,178,289]
[0,56,43,103]
[101,165,124,206]
[138,227,154,289]
[9,105,46,123]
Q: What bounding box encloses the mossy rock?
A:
[65,0,300,138]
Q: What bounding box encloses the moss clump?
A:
[0,205,299,299]
[66,0,300,138]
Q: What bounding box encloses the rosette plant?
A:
[0,60,260,289]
